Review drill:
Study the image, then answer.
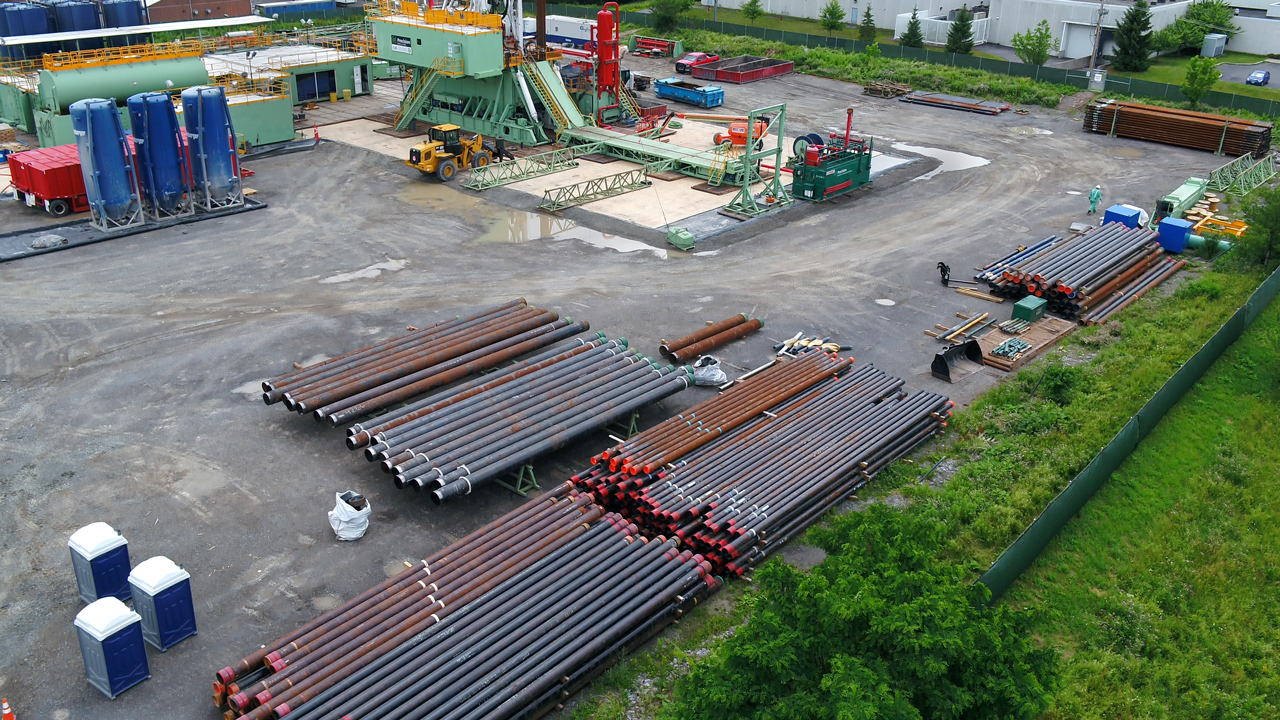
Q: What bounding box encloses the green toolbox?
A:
[1012,296,1047,322]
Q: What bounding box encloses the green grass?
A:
[1005,286,1280,718]
[1108,51,1280,103]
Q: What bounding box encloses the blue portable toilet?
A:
[1103,205,1142,229]
[1158,217,1193,253]
[69,522,131,604]
[128,556,196,651]
[75,597,150,698]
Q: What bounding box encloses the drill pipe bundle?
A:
[592,350,851,477]
[659,314,764,362]
[213,484,607,719]
[276,515,718,720]
[345,336,694,504]
[574,364,951,575]
[979,223,1170,320]
[263,300,588,425]
[1080,256,1186,325]
[1083,99,1273,158]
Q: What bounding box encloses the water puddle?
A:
[891,142,990,181]
[397,181,666,258]
[870,153,913,177]
[321,259,408,284]
[1011,126,1054,136]
[692,250,721,257]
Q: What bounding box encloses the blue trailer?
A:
[653,77,724,108]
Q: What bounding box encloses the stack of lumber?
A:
[1083,99,1273,157]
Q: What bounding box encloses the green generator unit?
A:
[788,136,872,202]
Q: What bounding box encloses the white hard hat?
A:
[1095,185,1101,189]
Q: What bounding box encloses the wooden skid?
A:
[977,316,1076,372]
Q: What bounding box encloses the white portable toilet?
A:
[69,522,132,604]
[74,597,151,698]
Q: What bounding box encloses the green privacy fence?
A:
[977,262,1280,602]
[531,3,1278,116]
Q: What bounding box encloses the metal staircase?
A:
[618,86,643,121]
[393,58,446,131]
[522,62,572,134]
[707,143,730,186]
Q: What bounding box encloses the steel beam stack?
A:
[1083,99,1273,157]
[262,300,585,426]
[212,484,719,720]
[344,336,694,503]
[573,359,951,575]
[977,223,1174,321]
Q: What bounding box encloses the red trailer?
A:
[8,144,90,218]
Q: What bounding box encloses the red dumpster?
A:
[9,144,90,217]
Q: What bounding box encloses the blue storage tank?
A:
[69,521,132,604]
[129,556,197,651]
[54,1,104,52]
[75,597,150,699]
[128,91,189,214]
[182,86,239,204]
[5,3,59,61]
[101,0,148,46]
[71,98,141,223]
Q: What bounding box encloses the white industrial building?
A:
[700,0,1280,58]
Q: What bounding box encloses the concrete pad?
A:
[321,118,425,160]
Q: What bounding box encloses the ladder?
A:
[707,143,729,186]
[521,62,571,134]
[393,58,445,131]
[618,85,643,121]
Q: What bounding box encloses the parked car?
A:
[675,52,719,74]
[1246,69,1270,86]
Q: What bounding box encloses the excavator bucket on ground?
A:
[931,339,984,383]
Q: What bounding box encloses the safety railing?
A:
[370,0,502,28]
[38,40,205,71]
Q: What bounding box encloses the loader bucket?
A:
[931,339,985,383]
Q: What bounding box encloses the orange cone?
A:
[1,697,15,720]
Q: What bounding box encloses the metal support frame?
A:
[82,115,145,233]
[496,464,540,497]
[606,410,641,440]
[464,142,603,190]
[539,164,654,212]
[1208,153,1255,191]
[190,91,244,213]
[725,103,792,218]
[1225,154,1277,197]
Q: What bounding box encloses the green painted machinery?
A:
[788,135,872,202]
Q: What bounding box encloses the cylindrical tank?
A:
[128,92,188,213]
[70,97,139,222]
[101,0,148,46]
[6,4,59,61]
[54,1,104,52]
[596,6,618,92]
[181,86,238,202]
[37,55,211,113]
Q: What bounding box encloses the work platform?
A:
[561,125,743,183]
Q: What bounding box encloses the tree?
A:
[1240,183,1280,266]
[945,4,974,54]
[1152,0,1240,53]
[900,7,924,48]
[819,0,846,35]
[649,0,690,34]
[858,4,876,42]
[1112,0,1154,72]
[659,505,1059,720]
[739,0,764,25]
[1010,19,1056,65]
[1182,55,1220,106]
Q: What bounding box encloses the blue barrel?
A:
[54,1,104,51]
[70,98,139,222]
[182,86,238,203]
[101,0,147,46]
[128,92,188,213]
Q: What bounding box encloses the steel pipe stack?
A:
[212,484,606,719]
[1080,256,1187,325]
[659,313,763,361]
[1083,99,1273,157]
[573,362,950,575]
[263,300,588,426]
[212,484,720,720]
[978,223,1173,320]
[343,336,694,503]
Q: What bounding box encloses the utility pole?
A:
[1086,0,1108,75]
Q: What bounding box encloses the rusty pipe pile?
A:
[1080,256,1187,325]
[212,484,609,719]
[211,483,720,720]
[1083,99,1273,158]
[262,300,588,426]
[343,335,694,504]
[659,314,764,362]
[593,350,852,478]
[573,362,951,576]
[978,223,1170,321]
